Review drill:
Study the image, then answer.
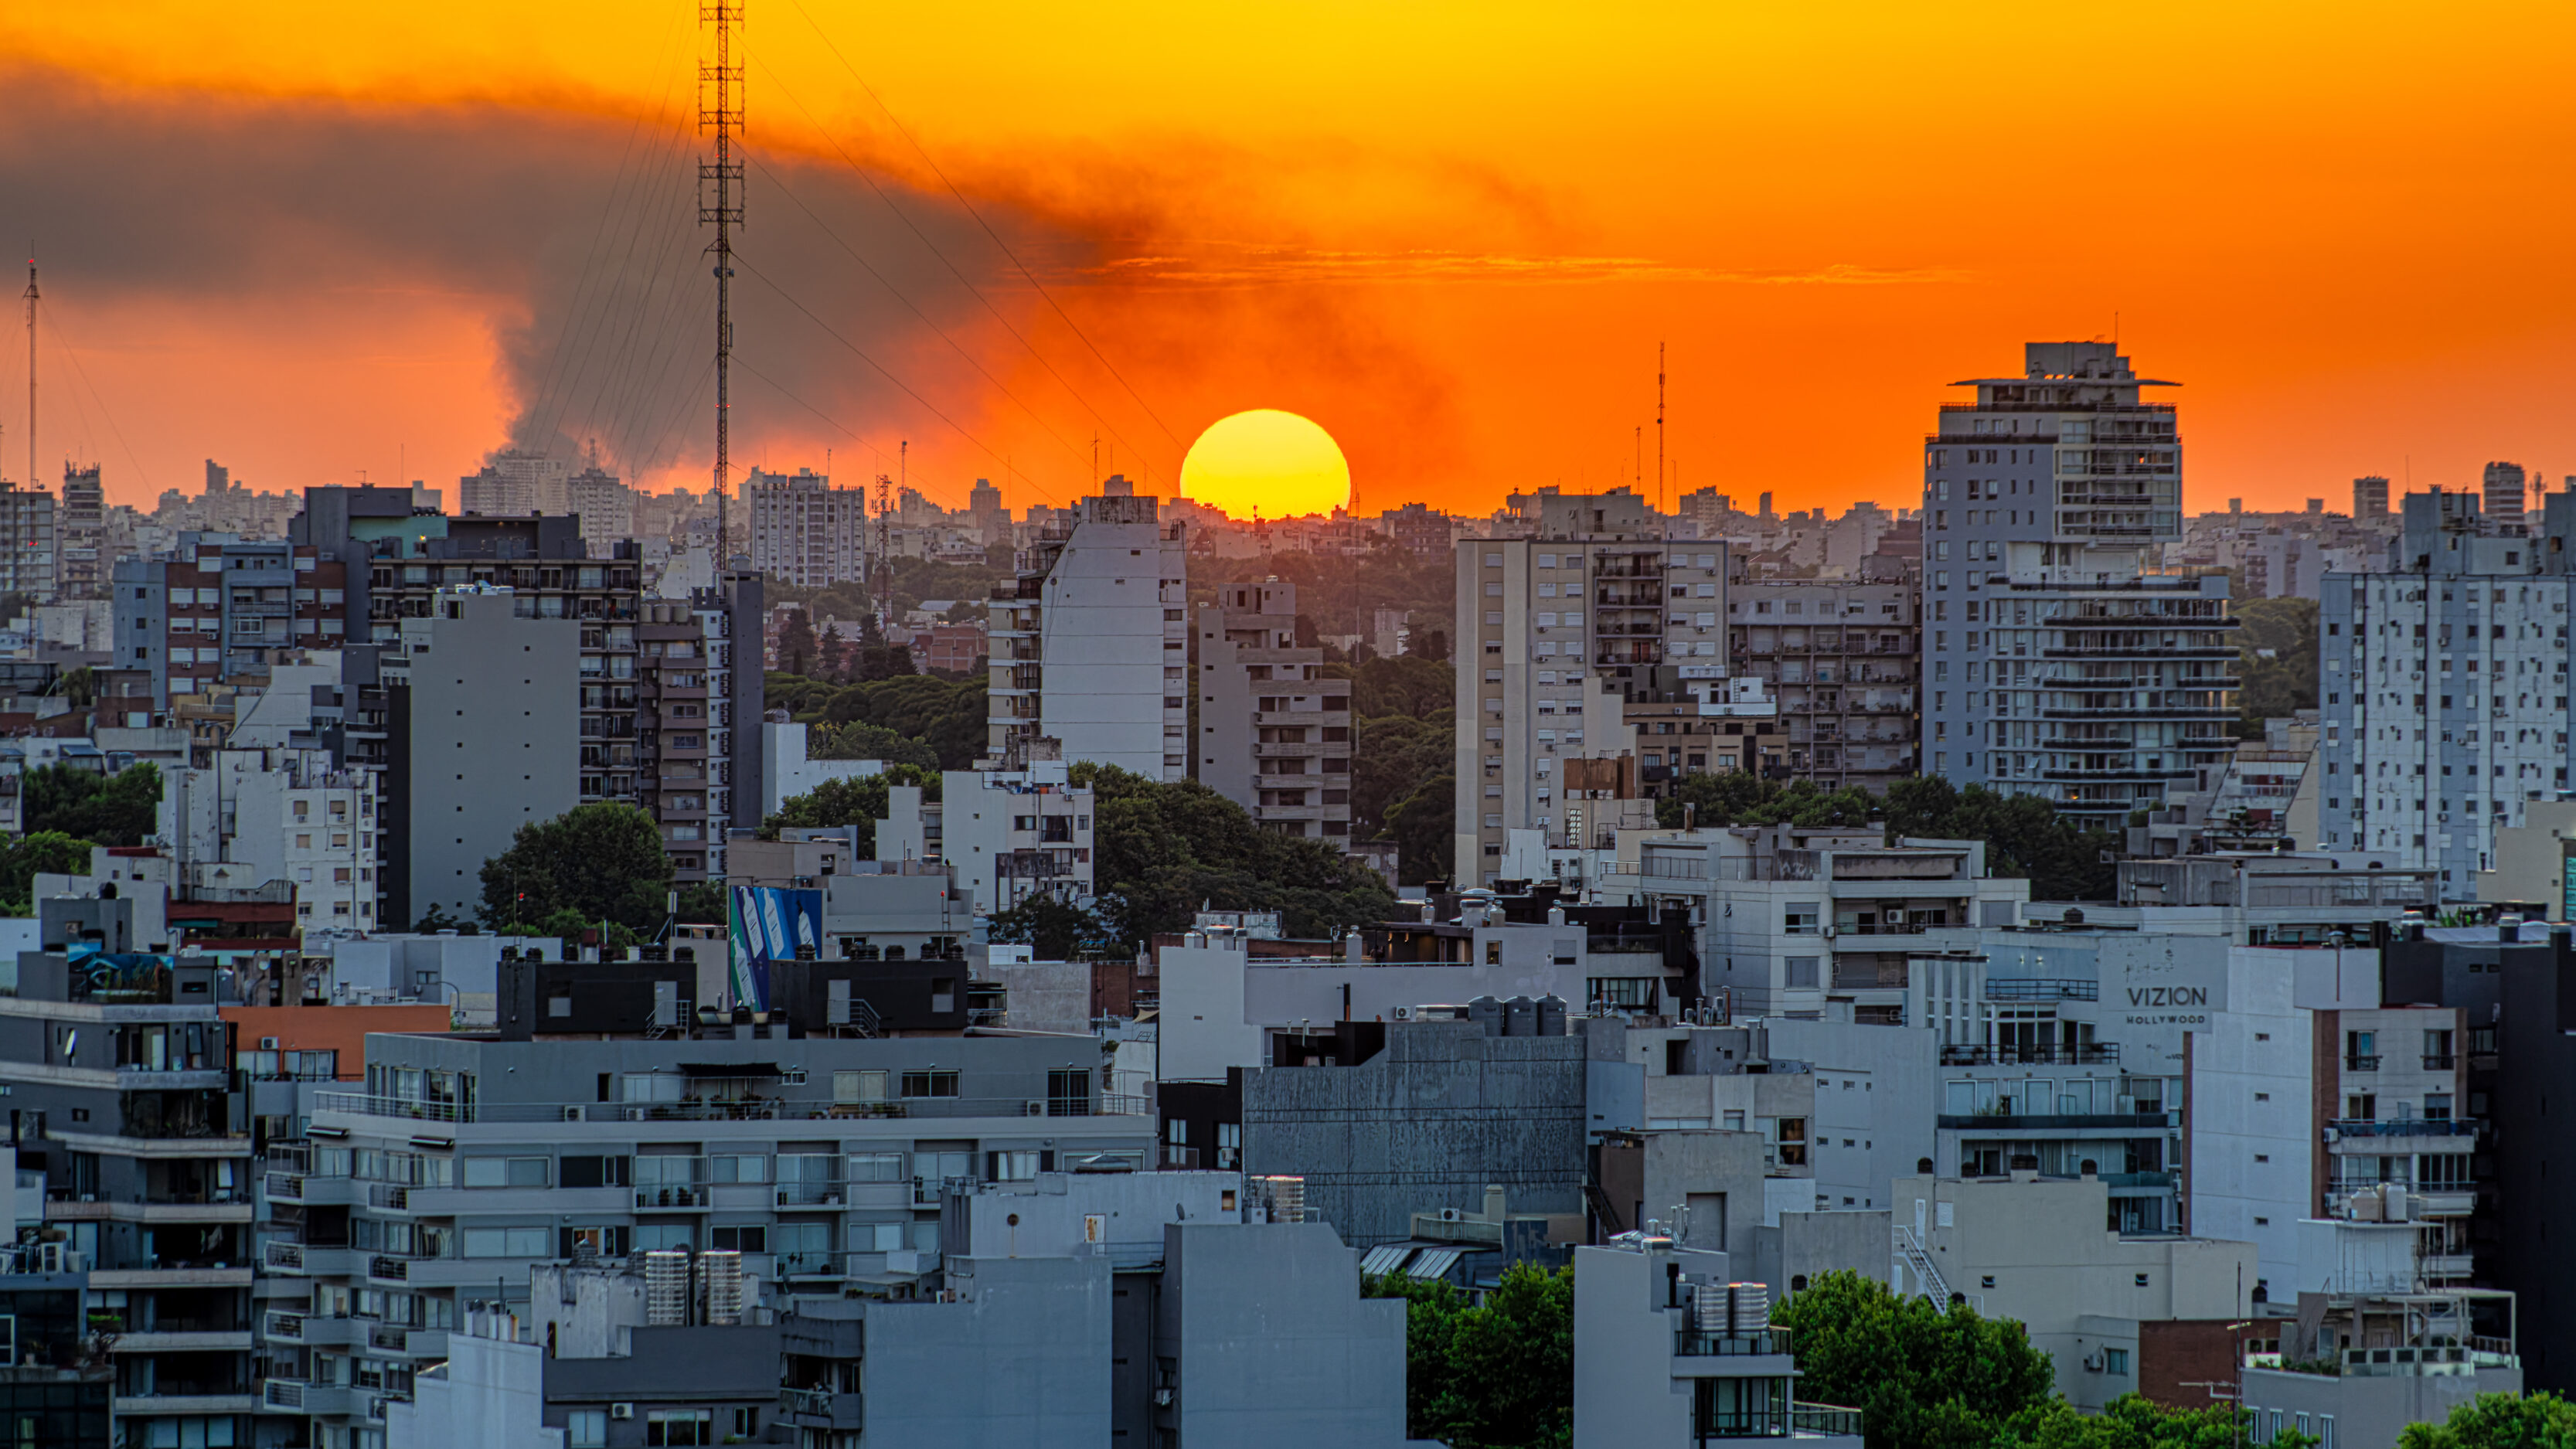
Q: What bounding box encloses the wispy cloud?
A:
[1080,244,1965,288]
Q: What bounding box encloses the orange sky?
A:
[3,2,2574,519]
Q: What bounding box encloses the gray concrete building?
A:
[1572,1240,1860,1448]
[2,896,259,1449]
[1240,1017,1624,1247]
[1920,342,2237,824]
[1724,574,1919,791]
[379,588,580,929]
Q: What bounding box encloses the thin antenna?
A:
[1634,426,1642,496]
[699,0,745,566]
[24,253,36,490]
[1656,342,1666,522]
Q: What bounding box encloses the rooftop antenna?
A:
[1656,342,1666,532]
[699,0,745,568]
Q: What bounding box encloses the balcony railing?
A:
[311,1092,1140,1124]
[2329,1118,2478,1138]
[2424,1054,2457,1070]
[1675,1328,1792,1356]
[1938,1043,2119,1066]
[2344,1055,2381,1072]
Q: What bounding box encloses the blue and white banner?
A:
[727,886,822,1012]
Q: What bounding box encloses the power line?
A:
[783,3,1186,459]
[733,253,1052,505]
[39,309,154,495]
[744,152,1093,481]
[752,46,1165,486]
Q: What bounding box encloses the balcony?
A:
[2344,1055,2380,1072]
[1938,1043,2119,1066]
[780,1386,865,1427]
[2329,1118,2478,1138]
[1984,978,2099,1002]
[1676,1328,1793,1357]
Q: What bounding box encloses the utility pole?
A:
[23,256,36,488]
[699,0,744,566]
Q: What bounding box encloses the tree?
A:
[1352,716,1455,842]
[1074,763,1393,950]
[675,881,727,926]
[23,762,161,847]
[811,720,939,770]
[1884,777,2117,901]
[0,832,96,914]
[1366,1262,1572,1449]
[778,607,818,675]
[856,642,917,682]
[1382,774,1455,886]
[2235,596,2319,737]
[816,623,847,681]
[2000,1396,2313,1449]
[985,893,1107,958]
[1656,774,1879,831]
[1414,628,1449,662]
[2397,1392,2576,1448]
[764,766,942,857]
[1774,1270,2057,1449]
[476,804,673,934]
[1325,655,1454,720]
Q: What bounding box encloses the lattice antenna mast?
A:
[1656,341,1666,530]
[699,2,744,565]
[23,257,36,488]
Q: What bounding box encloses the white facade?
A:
[987,493,1187,780]
[0,481,58,602]
[565,465,635,546]
[162,747,381,933]
[385,1315,564,1449]
[746,467,866,587]
[458,451,572,517]
[937,765,1095,915]
[762,720,885,817]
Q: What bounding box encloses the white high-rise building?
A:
[459,450,572,516]
[1920,342,2237,826]
[565,463,635,546]
[746,467,866,587]
[2321,488,2576,896]
[986,487,1187,779]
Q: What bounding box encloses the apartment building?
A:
[112,536,352,708]
[1574,1242,1861,1449]
[0,477,59,601]
[456,451,571,517]
[1196,578,1353,839]
[2319,488,2576,897]
[59,462,105,597]
[256,1026,1151,1446]
[2354,474,2391,519]
[985,489,1188,779]
[162,746,381,935]
[562,464,634,549]
[1893,1172,2254,1413]
[1454,495,1741,883]
[1921,342,2238,823]
[635,600,716,878]
[2240,1285,2521,1449]
[745,466,866,587]
[1618,825,2028,1022]
[377,589,581,930]
[5,897,258,1449]
[2187,944,2476,1302]
[1724,576,1918,790]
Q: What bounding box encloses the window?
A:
[710,1153,768,1183]
[989,1150,1041,1182]
[711,1225,767,1253]
[772,1220,831,1274]
[634,1223,695,1252]
[462,1226,550,1257]
[567,1410,608,1448]
[847,1151,905,1182]
[1785,957,1819,990]
[900,1070,960,1098]
[2103,1347,2130,1375]
[560,1155,631,1189]
[462,1157,548,1189]
[833,1070,888,1104]
[1048,1069,1092,1117]
[645,1409,713,1447]
[1587,978,1657,1009]
[1784,904,1819,935]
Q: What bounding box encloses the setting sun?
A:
[1177,410,1352,520]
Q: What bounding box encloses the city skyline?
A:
[3,3,2574,521]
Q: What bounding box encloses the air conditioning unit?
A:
[1026,1100,1047,1117]
[610,1403,635,1420]
[1438,1208,1464,1223]
[1390,1006,1414,1022]
[259,1037,281,1050]
[2082,1354,2104,1372]
[561,1106,587,1122]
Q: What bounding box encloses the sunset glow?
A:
[3,2,2574,515]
